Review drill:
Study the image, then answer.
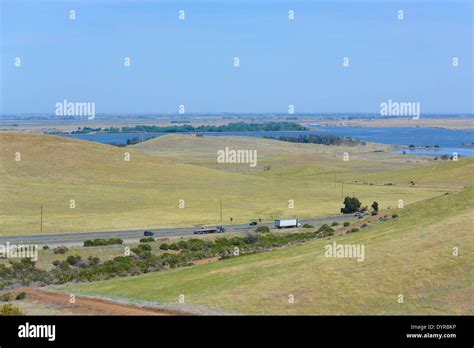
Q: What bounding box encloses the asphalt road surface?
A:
[0,215,357,247]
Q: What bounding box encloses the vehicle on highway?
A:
[354,212,363,217]
[249,221,258,226]
[274,219,300,229]
[143,231,154,236]
[193,226,226,235]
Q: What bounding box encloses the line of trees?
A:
[267,134,365,146]
[71,122,308,134]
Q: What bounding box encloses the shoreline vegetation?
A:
[68,122,308,135]
[265,134,365,146]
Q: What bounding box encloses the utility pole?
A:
[40,205,43,232]
[219,198,223,223]
[341,181,344,199]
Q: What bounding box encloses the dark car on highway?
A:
[143,231,154,236]
[249,221,258,226]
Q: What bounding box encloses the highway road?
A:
[0,215,356,247]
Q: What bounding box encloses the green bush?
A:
[66,255,82,266]
[132,244,152,259]
[317,224,334,234]
[139,237,155,243]
[302,224,314,228]
[84,238,123,247]
[349,228,360,233]
[343,222,350,227]
[88,256,100,265]
[255,226,270,233]
[361,223,368,228]
[59,260,70,271]
[341,196,362,214]
[53,246,68,254]
[244,232,261,244]
[0,292,12,302]
[15,292,26,300]
[42,245,49,250]
[159,243,169,250]
[0,303,24,316]
[371,201,379,212]
[316,224,334,238]
[168,244,180,251]
[331,222,339,226]
[392,213,399,219]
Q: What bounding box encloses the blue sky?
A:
[1,0,472,114]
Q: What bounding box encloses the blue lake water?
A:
[63,126,474,157]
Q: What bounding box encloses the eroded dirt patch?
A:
[14,287,182,316]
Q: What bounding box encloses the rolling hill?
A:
[59,187,474,315]
[0,132,470,235]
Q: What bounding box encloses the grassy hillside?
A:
[60,187,474,314]
[134,134,400,170]
[0,132,470,235]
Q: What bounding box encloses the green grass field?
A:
[59,187,474,315]
[1,132,472,235]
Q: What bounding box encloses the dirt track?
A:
[16,287,180,315]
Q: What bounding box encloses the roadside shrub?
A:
[53,246,68,254]
[316,224,334,238]
[159,243,169,250]
[255,226,270,233]
[168,244,180,251]
[302,224,314,228]
[137,244,151,251]
[343,222,350,227]
[140,237,155,243]
[42,245,49,250]
[0,292,12,302]
[0,229,330,287]
[244,232,261,245]
[349,228,360,233]
[392,213,399,219]
[84,238,123,247]
[0,304,24,316]
[361,223,368,228]
[371,211,378,216]
[87,256,100,265]
[317,224,334,233]
[15,292,26,300]
[59,261,70,271]
[132,244,152,259]
[66,255,82,266]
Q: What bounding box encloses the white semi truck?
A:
[274,219,300,229]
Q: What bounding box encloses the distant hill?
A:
[133,133,388,169]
